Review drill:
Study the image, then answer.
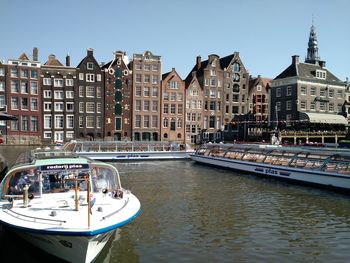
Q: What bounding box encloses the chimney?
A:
[66,53,70,66]
[196,56,201,69]
[319,60,326,68]
[87,48,93,56]
[292,55,299,65]
[33,47,38,61]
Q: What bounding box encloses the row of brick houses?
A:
[0,24,348,145]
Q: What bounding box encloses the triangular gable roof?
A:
[44,55,63,66]
[77,54,100,69]
[18,53,30,61]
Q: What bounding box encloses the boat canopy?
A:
[196,143,350,175]
[0,149,121,199]
[299,112,347,125]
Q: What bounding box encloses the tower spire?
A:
[305,19,320,64]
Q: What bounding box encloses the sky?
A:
[1,0,349,81]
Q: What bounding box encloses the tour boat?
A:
[63,140,194,161]
[191,143,350,193]
[0,149,141,263]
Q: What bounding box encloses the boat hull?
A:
[14,228,115,263]
[191,155,350,193]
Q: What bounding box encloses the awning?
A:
[0,113,17,121]
[299,112,348,125]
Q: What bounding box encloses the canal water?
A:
[0,146,350,262]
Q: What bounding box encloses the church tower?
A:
[305,22,320,64]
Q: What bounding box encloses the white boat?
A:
[191,143,350,193]
[63,140,194,161]
[0,149,141,263]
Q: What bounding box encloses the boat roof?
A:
[13,148,92,168]
[200,143,350,158]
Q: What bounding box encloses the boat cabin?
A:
[1,149,121,198]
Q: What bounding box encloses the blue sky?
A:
[1,0,349,80]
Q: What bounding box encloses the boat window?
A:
[4,167,40,196]
[210,147,226,157]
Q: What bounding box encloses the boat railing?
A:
[3,207,66,225]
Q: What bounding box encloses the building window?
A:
[86,116,94,128]
[86,86,95,97]
[152,64,158,71]
[163,103,169,114]
[55,115,64,129]
[44,102,51,111]
[300,86,306,95]
[144,75,150,83]
[144,100,150,111]
[0,68,4,76]
[30,70,38,79]
[87,62,94,70]
[0,81,4,92]
[233,62,240,72]
[135,100,141,111]
[310,87,316,96]
[21,116,28,131]
[276,102,281,111]
[31,98,38,111]
[286,86,292,96]
[66,115,74,129]
[286,100,292,110]
[65,79,74,86]
[44,115,52,129]
[300,101,307,110]
[169,81,179,89]
[79,73,84,80]
[43,78,52,85]
[135,74,142,83]
[66,102,74,112]
[21,98,28,110]
[11,117,19,131]
[11,67,18,77]
[310,102,316,110]
[30,81,38,95]
[44,132,52,139]
[144,64,151,71]
[79,102,84,113]
[86,102,95,113]
[54,102,64,111]
[209,116,215,128]
[320,88,326,97]
[329,103,334,112]
[30,116,38,132]
[66,90,74,99]
[328,89,334,98]
[178,104,183,114]
[86,74,95,82]
[96,116,101,128]
[11,80,19,93]
[96,103,101,113]
[79,116,84,128]
[171,104,176,114]
[152,101,158,112]
[96,74,101,82]
[163,118,168,128]
[337,90,343,99]
[135,115,141,128]
[54,79,63,87]
[276,88,281,97]
[144,86,150,97]
[143,116,150,128]
[54,91,64,99]
[11,97,19,110]
[20,69,28,78]
[152,75,159,84]
[44,90,52,98]
[319,102,326,111]
[21,81,28,94]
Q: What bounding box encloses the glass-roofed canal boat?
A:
[0,148,141,263]
[191,143,350,193]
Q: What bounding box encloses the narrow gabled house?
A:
[184,71,204,145]
[41,54,76,143]
[131,51,161,141]
[185,52,249,143]
[6,48,42,144]
[76,48,104,140]
[247,75,271,140]
[102,51,132,140]
[160,68,185,143]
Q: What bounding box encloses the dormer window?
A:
[316,70,326,79]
